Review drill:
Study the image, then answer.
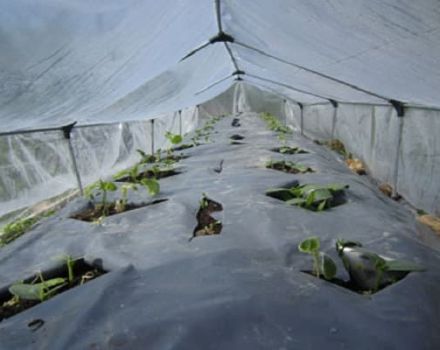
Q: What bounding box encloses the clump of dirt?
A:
[346,158,367,175]
[191,196,223,240]
[271,146,308,154]
[232,118,241,127]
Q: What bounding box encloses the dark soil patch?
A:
[115,169,180,182]
[271,146,309,154]
[140,154,188,164]
[271,146,308,154]
[232,118,241,127]
[0,259,106,321]
[213,160,224,174]
[266,161,313,174]
[301,270,409,295]
[191,197,223,240]
[172,144,197,151]
[71,199,168,222]
[266,183,347,211]
[230,134,245,141]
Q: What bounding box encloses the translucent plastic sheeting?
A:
[223,0,440,107]
[286,102,440,215]
[233,45,385,104]
[0,131,75,214]
[243,77,325,105]
[0,108,199,217]
[0,0,221,132]
[80,44,233,126]
[200,83,288,123]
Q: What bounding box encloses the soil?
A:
[213,160,224,174]
[266,162,313,174]
[141,154,187,164]
[301,270,409,295]
[271,147,308,154]
[231,118,241,127]
[172,144,196,151]
[115,169,180,183]
[191,198,223,240]
[71,199,168,222]
[346,158,367,175]
[0,259,106,322]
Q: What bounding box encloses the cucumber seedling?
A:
[298,237,337,280]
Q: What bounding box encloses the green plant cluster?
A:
[260,112,291,135]
[315,139,351,159]
[85,175,159,219]
[0,209,56,247]
[266,183,348,211]
[277,146,308,154]
[266,159,313,174]
[0,217,37,246]
[299,237,425,292]
[7,256,92,303]
[190,115,223,145]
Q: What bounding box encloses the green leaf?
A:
[285,198,307,206]
[104,182,117,191]
[320,252,337,280]
[305,190,316,208]
[136,149,147,158]
[9,278,66,301]
[384,259,425,272]
[113,169,130,180]
[141,178,160,196]
[298,237,320,254]
[312,189,333,202]
[317,200,327,211]
[171,135,182,144]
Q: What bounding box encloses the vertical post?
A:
[298,103,304,136]
[390,100,405,198]
[283,99,287,126]
[330,99,338,139]
[62,122,84,196]
[151,119,155,154]
[178,110,182,136]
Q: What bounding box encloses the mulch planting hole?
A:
[266,182,348,211]
[266,160,314,174]
[140,153,188,164]
[301,270,409,295]
[230,134,245,141]
[191,197,223,240]
[0,258,107,322]
[115,168,180,182]
[231,118,241,127]
[71,199,168,222]
[172,144,197,151]
[271,146,308,154]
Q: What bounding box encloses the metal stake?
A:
[392,115,404,198]
[62,123,84,196]
[298,103,304,136]
[151,119,155,154]
[179,110,182,136]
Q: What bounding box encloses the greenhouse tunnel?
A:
[0,1,439,349]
